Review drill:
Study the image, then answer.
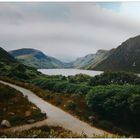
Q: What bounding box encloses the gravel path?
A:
[0,80,112,137]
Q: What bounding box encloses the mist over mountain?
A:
[72,50,109,69]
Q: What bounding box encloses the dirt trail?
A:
[0,80,112,137]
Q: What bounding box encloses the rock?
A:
[8,112,15,115]
[3,108,6,112]
[27,119,35,124]
[1,120,11,128]
[32,106,37,110]
[32,134,38,138]
[88,116,96,122]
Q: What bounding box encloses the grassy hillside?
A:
[0,47,43,82]
[92,35,140,73]
[9,48,64,69]
[0,83,46,126]
[0,47,16,63]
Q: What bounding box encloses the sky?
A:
[1,2,140,62]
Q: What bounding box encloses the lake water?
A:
[38,69,103,77]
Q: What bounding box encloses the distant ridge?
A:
[72,49,109,69]
[7,34,140,73]
[0,47,16,63]
[91,35,140,73]
[9,48,64,69]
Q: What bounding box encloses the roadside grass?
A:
[0,76,136,137]
[0,125,124,138]
[0,82,46,127]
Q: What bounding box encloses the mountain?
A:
[0,47,17,73]
[0,47,16,63]
[91,35,140,73]
[72,53,95,68]
[9,48,64,69]
[0,47,41,80]
[72,50,109,69]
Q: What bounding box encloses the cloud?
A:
[0,2,140,62]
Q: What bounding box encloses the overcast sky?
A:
[1,2,140,62]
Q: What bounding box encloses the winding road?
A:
[0,80,111,137]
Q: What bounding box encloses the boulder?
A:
[3,108,6,112]
[32,106,37,110]
[32,134,38,138]
[88,116,97,122]
[8,112,15,115]
[27,119,35,124]
[1,120,11,128]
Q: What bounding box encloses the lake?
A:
[38,69,103,77]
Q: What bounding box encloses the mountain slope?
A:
[0,47,41,80]
[0,47,17,73]
[0,47,16,63]
[92,35,140,73]
[72,50,109,69]
[72,53,95,68]
[9,48,64,69]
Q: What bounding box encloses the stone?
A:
[8,112,15,115]
[88,116,96,121]
[1,120,11,128]
[32,106,37,110]
[27,119,35,124]
[32,134,38,138]
[3,108,6,112]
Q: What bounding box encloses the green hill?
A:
[0,47,41,81]
[9,48,64,69]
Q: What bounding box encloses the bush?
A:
[86,84,140,131]
[0,84,16,101]
[65,100,77,110]
[55,100,62,106]
[98,120,113,131]
[68,74,91,83]
[32,110,46,119]
[89,71,140,86]
[32,77,91,95]
[44,94,53,100]
[10,115,26,125]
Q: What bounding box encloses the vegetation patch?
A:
[0,125,123,138]
[0,71,140,137]
[0,125,86,138]
[0,83,46,127]
[86,84,140,137]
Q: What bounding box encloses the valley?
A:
[9,35,140,74]
[0,80,109,137]
[0,35,140,138]
[1,2,140,138]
